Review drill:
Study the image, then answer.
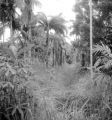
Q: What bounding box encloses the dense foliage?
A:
[71,0,112,66]
[0,0,112,120]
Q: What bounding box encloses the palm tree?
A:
[36,13,67,66]
[71,0,90,67]
[12,0,41,58]
[48,34,66,66]
[37,12,67,45]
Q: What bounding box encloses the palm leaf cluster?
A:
[48,16,67,35]
[26,13,67,66]
[37,13,66,35]
[94,42,112,74]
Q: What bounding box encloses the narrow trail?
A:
[31,62,81,89]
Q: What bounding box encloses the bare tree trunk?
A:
[89,0,93,80]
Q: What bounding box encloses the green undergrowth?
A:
[0,50,112,120]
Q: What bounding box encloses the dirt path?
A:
[31,62,81,89]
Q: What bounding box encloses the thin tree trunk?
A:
[28,26,32,58]
[52,47,54,66]
[89,0,93,80]
[10,18,13,39]
[46,24,49,46]
[3,22,4,44]
[46,24,49,67]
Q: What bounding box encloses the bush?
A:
[0,48,34,120]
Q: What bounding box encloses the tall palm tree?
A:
[37,12,67,46]
[36,13,67,66]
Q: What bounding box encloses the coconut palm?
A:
[36,13,67,66]
[37,12,67,45]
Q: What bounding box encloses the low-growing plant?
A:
[0,47,35,120]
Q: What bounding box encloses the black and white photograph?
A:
[0,0,112,120]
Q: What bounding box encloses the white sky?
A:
[34,0,76,21]
[0,0,76,43]
[0,27,10,42]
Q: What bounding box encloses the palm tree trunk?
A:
[46,24,50,67]
[73,48,77,64]
[89,0,93,80]
[28,26,32,58]
[46,24,49,46]
[10,17,13,39]
[52,48,55,66]
[10,17,17,59]
[3,22,4,44]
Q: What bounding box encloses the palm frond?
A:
[31,0,41,7]
[36,12,48,27]
[19,0,40,28]
[49,16,67,35]
[104,59,112,69]
[93,42,112,58]
[94,58,101,68]
[36,13,67,36]
[15,0,41,10]
[15,0,25,9]
[94,42,112,70]
[29,14,38,27]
